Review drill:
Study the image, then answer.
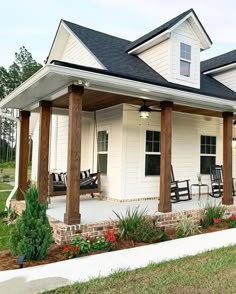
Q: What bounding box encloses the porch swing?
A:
[48,112,102,198]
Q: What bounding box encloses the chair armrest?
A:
[90,172,98,177]
[177,179,190,183]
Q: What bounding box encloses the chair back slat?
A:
[210,165,223,182]
[171,165,175,183]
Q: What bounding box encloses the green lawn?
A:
[0,166,31,183]
[0,191,11,250]
[44,245,236,294]
[0,182,13,191]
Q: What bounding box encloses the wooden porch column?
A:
[222,112,233,205]
[64,85,84,225]
[158,101,173,213]
[17,111,30,200]
[37,101,51,203]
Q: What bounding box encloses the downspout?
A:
[0,110,20,210]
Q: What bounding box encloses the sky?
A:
[0,0,236,67]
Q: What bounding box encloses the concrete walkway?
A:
[0,229,236,294]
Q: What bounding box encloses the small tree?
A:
[9,185,52,260]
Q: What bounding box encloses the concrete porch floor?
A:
[46,194,229,224]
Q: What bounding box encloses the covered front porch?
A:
[47,194,222,224]
[1,61,236,228]
[11,194,236,245]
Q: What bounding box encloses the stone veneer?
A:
[11,200,236,245]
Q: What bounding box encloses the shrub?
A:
[9,185,52,261]
[133,218,168,243]
[176,215,201,238]
[113,206,147,240]
[228,214,236,228]
[202,202,226,227]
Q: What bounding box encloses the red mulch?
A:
[0,223,230,271]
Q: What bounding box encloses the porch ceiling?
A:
[52,89,236,118]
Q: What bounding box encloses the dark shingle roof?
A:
[201,49,236,72]
[63,20,166,83]
[125,8,212,52]
[61,19,236,102]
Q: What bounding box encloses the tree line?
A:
[0,47,42,163]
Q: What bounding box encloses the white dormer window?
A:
[180,43,191,77]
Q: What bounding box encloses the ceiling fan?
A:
[126,99,161,118]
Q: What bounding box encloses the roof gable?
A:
[126,8,212,54]
[47,21,105,69]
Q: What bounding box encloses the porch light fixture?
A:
[233,120,236,149]
[139,104,150,118]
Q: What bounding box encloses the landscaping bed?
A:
[0,220,232,271]
[0,188,235,272]
[0,240,147,271]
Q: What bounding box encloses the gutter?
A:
[0,110,20,210]
[0,62,236,112]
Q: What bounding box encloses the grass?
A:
[0,182,13,191]
[0,165,31,183]
[0,191,11,250]
[43,245,236,294]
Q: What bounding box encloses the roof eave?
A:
[203,62,236,75]
[0,63,235,113]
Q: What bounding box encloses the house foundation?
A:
[11,199,236,245]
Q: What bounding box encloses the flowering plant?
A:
[63,244,80,259]
[91,229,116,251]
[104,229,116,250]
[229,214,236,228]
[213,218,221,227]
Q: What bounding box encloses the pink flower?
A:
[213,218,220,224]
[230,214,236,220]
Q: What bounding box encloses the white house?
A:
[1,8,236,225]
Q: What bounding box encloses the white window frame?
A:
[200,135,216,174]
[145,130,161,177]
[180,42,191,77]
[97,130,109,175]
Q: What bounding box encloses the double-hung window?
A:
[180,42,191,77]
[200,135,216,174]
[97,130,108,175]
[145,130,160,176]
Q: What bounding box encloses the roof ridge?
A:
[201,49,236,64]
[62,19,131,43]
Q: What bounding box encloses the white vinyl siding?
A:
[61,34,103,68]
[137,20,200,88]
[31,104,236,201]
[138,39,170,79]
[121,104,236,200]
[170,20,200,88]
[31,113,94,182]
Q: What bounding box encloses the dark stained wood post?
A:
[37,101,51,203]
[158,101,173,213]
[64,85,84,225]
[222,112,233,205]
[17,111,30,200]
